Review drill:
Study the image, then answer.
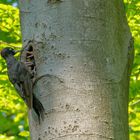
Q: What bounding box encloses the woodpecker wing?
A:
[18,62,33,109]
[7,58,25,99]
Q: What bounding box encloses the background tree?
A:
[0,0,139,140]
[124,0,140,139]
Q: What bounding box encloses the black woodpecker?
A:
[1,47,44,122]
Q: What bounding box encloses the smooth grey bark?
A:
[18,0,133,140]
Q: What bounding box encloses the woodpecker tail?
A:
[33,94,45,123]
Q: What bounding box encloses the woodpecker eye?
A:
[9,48,13,51]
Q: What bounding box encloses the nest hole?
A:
[25,44,36,75]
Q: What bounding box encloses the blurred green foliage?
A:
[0,2,29,140]
[124,0,140,139]
[0,4,20,43]
[0,0,17,5]
[0,0,139,140]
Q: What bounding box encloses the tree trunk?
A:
[18,0,133,140]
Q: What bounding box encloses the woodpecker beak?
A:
[15,49,23,53]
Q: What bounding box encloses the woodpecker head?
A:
[1,47,16,59]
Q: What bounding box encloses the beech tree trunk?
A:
[18,0,133,140]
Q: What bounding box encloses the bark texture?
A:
[18,0,133,140]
